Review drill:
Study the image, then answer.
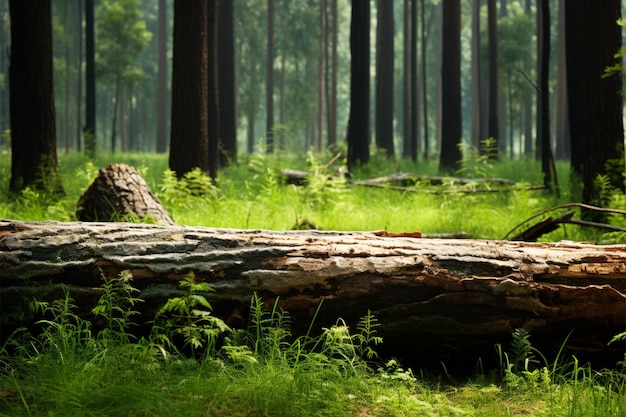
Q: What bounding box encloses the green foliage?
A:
[154,273,230,357]
[91,270,143,346]
[96,0,152,87]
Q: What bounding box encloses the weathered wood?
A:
[76,163,175,225]
[1,220,625,369]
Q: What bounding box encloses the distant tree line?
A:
[4,0,624,214]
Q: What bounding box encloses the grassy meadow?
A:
[1,148,626,416]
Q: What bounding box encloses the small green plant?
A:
[92,270,143,346]
[154,272,230,358]
[34,287,95,364]
[458,138,498,179]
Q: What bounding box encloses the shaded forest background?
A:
[1,0,625,201]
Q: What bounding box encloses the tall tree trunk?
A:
[538,0,551,189]
[84,0,96,158]
[265,0,274,153]
[420,0,428,159]
[64,0,71,153]
[327,0,338,147]
[110,77,120,154]
[207,0,219,181]
[410,0,418,161]
[246,67,256,154]
[9,0,62,194]
[486,0,499,157]
[218,0,236,165]
[347,0,370,170]
[522,0,533,156]
[470,0,481,148]
[75,0,83,152]
[580,1,624,217]
[317,0,326,152]
[565,2,583,179]
[439,0,461,174]
[169,0,209,177]
[555,0,568,160]
[375,0,394,157]
[402,0,412,159]
[156,0,168,154]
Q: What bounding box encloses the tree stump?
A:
[76,164,175,225]
[1,220,625,371]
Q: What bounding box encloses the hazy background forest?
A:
[1,0,624,162]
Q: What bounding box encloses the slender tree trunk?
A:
[439,0,461,174]
[433,2,442,158]
[207,0,219,181]
[110,77,120,154]
[346,0,370,169]
[375,0,394,157]
[279,50,286,150]
[156,0,168,153]
[327,0,338,147]
[9,0,62,194]
[420,0,428,159]
[410,0,418,161]
[470,0,481,148]
[486,0,499,157]
[316,0,326,152]
[565,2,583,178]
[402,0,412,159]
[555,0,569,160]
[64,0,71,153]
[538,0,551,189]
[84,0,96,158]
[246,67,256,154]
[218,0,236,164]
[169,0,209,177]
[523,0,533,156]
[75,0,83,152]
[266,0,274,153]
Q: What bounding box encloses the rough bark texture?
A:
[76,164,174,225]
[1,221,624,370]
[9,0,62,193]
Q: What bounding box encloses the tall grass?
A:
[0,149,602,241]
[1,272,624,416]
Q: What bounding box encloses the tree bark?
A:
[375,0,394,158]
[76,163,175,225]
[156,0,168,154]
[1,221,624,369]
[439,0,462,174]
[265,0,274,153]
[217,0,236,166]
[486,0,499,157]
[346,0,370,169]
[169,0,209,178]
[84,0,96,159]
[9,0,63,194]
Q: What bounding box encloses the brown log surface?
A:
[1,220,625,367]
[76,163,175,225]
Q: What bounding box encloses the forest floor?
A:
[0,149,625,416]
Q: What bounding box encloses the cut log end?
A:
[76,163,175,226]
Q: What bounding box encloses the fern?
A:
[154,272,230,358]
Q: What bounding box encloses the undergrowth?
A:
[0,149,616,242]
[0,272,624,416]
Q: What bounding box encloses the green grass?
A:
[0,148,603,241]
[1,148,626,416]
[1,274,624,416]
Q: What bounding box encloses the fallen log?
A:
[1,220,625,370]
